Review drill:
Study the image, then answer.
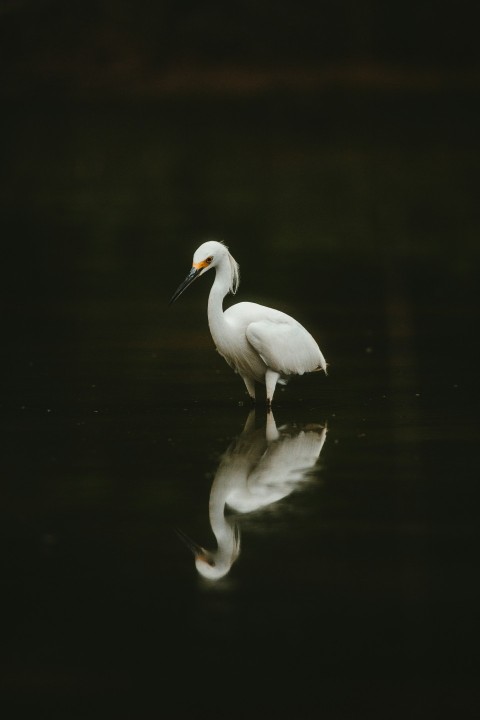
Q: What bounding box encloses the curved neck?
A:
[208,467,232,539]
[207,261,231,342]
[208,472,239,570]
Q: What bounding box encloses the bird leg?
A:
[241,374,256,403]
[265,409,280,441]
[243,409,256,433]
[265,369,280,408]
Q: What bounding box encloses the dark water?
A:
[1,92,479,718]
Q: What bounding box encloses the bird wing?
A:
[248,428,326,497]
[246,318,324,375]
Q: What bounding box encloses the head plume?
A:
[199,239,240,294]
[227,249,240,295]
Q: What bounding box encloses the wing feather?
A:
[246,318,325,376]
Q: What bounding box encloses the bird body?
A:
[170,240,327,405]
[218,301,320,375]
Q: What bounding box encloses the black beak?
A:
[175,527,206,557]
[169,267,201,304]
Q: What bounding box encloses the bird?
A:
[169,240,327,406]
[177,409,328,580]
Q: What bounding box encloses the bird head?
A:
[176,522,240,581]
[169,240,239,304]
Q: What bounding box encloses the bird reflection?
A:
[178,410,327,580]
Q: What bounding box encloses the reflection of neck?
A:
[208,466,239,566]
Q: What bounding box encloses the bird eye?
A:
[206,256,213,264]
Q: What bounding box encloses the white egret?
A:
[170,240,327,405]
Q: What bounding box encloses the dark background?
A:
[2,0,479,377]
[1,2,479,719]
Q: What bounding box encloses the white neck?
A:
[206,470,239,573]
[207,260,231,344]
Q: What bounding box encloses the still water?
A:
[1,92,479,717]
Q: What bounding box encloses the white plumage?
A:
[170,240,327,405]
